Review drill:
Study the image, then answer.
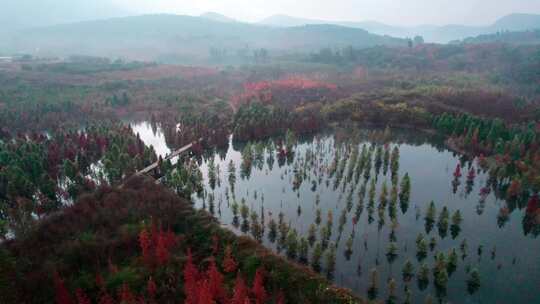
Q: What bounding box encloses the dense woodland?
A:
[1,40,540,303]
[1,176,359,303]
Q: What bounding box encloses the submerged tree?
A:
[315,208,322,225]
[447,248,458,275]
[268,216,277,243]
[208,157,217,190]
[425,201,436,233]
[429,237,437,252]
[434,266,449,298]
[416,234,428,261]
[403,285,412,304]
[450,210,463,239]
[383,144,390,175]
[386,278,397,304]
[240,144,253,179]
[390,146,400,178]
[467,268,481,294]
[380,181,389,208]
[344,234,354,260]
[386,242,398,264]
[417,263,430,291]
[437,206,449,238]
[399,172,411,213]
[325,243,337,278]
[250,211,263,241]
[368,268,379,300]
[228,160,236,192]
[308,223,317,246]
[298,237,309,263]
[402,260,415,282]
[311,242,323,272]
[286,229,299,259]
[460,239,468,260]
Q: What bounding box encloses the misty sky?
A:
[2,0,540,29]
[118,0,540,26]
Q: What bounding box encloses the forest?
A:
[1,26,540,304]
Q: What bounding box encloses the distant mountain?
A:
[462,29,540,45]
[200,12,237,23]
[492,13,540,31]
[1,14,406,62]
[259,14,327,27]
[258,13,540,43]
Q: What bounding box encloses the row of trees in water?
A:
[197,131,496,303]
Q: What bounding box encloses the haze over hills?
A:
[2,8,540,63]
[259,13,540,43]
[200,12,238,23]
[1,14,406,63]
[0,0,131,31]
[462,28,540,45]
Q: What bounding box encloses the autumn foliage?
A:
[138,224,178,268]
[232,75,338,109]
[2,167,360,304]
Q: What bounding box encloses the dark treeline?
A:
[307,43,540,97]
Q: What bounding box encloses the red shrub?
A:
[207,258,227,301]
[507,179,522,199]
[252,268,267,304]
[146,277,157,298]
[467,167,476,180]
[139,225,178,267]
[118,283,135,304]
[96,273,105,290]
[197,280,214,304]
[75,289,91,304]
[155,233,170,266]
[54,274,74,304]
[231,274,248,304]
[183,249,200,304]
[139,228,152,265]
[98,292,115,304]
[232,75,338,108]
[223,245,238,273]
[453,164,462,178]
[277,290,286,304]
[526,194,540,215]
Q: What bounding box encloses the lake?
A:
[133,121,540,304]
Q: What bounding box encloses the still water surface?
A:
[133,121,539,304]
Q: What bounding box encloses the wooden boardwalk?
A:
[136,138,202,176]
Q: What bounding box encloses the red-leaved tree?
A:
[223,245,238,273]
[231,274,249,304]
[252,268,267,304]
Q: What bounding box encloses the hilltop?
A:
[259,13,540,43]
[1,14,406,63]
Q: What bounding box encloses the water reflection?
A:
[131,121,172,158]
[135,123,540,303]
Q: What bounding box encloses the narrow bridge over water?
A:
[136,138,202,176]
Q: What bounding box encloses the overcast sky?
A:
[2,0,540,29]
[116,0,540,26]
